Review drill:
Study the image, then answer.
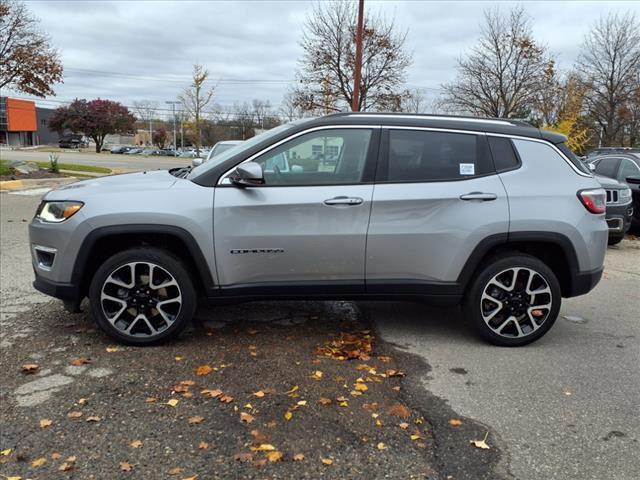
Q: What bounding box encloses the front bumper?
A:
[33,270,82,312]
[605,202,633,239]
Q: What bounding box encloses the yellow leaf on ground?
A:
[78,397,88,405]
[39,419,52,428]
[86,416,101,422]
[354,383,368,392]
[448,418,463,427]
[175,356,183,361]
[130,440,142,449]
[285,385,299,395]
[297,400,307,406]
[339,401,348,407]
[59,462,74,471]
[253,390,265,398]
[377,442,387,450]
[106,346,119,352]
[321,458,333,465]
[7,476,21,480]
[255,444,275,451]
[410,434,423,441]
[1,448,12,456]
[311,370,323,380]
[167,399,179,407]
[266,451,283,462]
[244,403,253,409]
[284,411,293,421]
[31,457,47,467]
[470,432,491,450]
[195,365,213,376]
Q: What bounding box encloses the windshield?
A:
[188,121,304,179]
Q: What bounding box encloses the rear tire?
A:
[89,247,197,346]
[463,254,561,347]
[607,236,623,246]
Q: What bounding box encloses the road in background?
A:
[1,149,188,172]
[367,240,640,480]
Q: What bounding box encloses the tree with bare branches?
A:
[294,0,411,112]
[440,6,554,118]
[576,13,640,146]
[0,0,63,97]
[132,100,158,146]
[179,64,215,155]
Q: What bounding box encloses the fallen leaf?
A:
[399,422,409,429]
[386,369,405,377]
[174,356,183,361]
[6,476,21,480]
[167,399,179,407]
[67,411,83,419]
[59,462,74,471]
[285,385,299,395]
[195,365,213,376]
[200,389,222,398]
[31,457,47,467]
[1,449,12,456]
[253,390,265,398]
[240,412,255,423]
[106,346,119,352]
[266,420,277,428]
[392,386,401,391]
[387,403,411,418]
[377,442,387,450]
[448,418,463,427]
[293,453,305,461]
[78,398,88,405]
[233,452,253,462]
[410,434,423,441]
[86,416,101,422]
[247,329,259,335]
[318,397,332,405]
[311,370,323,380]
[284,411,293,421]
[120,461,134,471]
[218,394,233,403]
[339,401,348,407]
[321,457,333,465]
[70,357,91,366]
[255,444,276,451]
[266,451,283,462]
[181,476,198,480]
[39,419,52,429]
[354,382,368,392]
[378,355,392,363]
[188,416,204,425]
[51,453,62,460]
[66,456,77,462]
[470,432,490,450]
[250,429,271,444]
[297,400,307,406]
[198,441,209,450]
[21,363,39,374]
[130,440,143,449]
[168,467,183,475]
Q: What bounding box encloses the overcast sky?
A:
[12,0,640,119]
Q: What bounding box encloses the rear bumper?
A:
[567,266,604,297]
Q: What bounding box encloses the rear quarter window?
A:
[488,136,520,172]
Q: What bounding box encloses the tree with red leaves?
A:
[49,99,136,152]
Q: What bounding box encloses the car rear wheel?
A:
[89,248,196,345]
[464,254,561,346]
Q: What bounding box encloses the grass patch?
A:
[0,160,14,176]
[34,161,111,174]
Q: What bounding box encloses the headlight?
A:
[35,201,84,223]
[619,188,632,201]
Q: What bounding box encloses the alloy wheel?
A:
[100,262,182,338]
[480,267,553,339]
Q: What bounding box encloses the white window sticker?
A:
[459,163,475,176]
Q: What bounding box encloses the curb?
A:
[0,177,78,192]
[0,179,24,190]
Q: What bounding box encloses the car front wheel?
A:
[464,254,561,346]
[89,248,196,345]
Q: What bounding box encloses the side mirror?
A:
[230,162,264,187]
[625,176,640,185]
[588,163,596,172]
[192,158,203,168]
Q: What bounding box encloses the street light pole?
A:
[165,101,180,150]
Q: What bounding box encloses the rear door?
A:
[366,128,509,292]
[213,127,379,294]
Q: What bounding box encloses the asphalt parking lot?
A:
[1,190,639,480]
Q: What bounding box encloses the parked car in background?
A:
[588,153,640,229]
[192,140,243,167]
[124,148,144,155]
[584,147,640,160]
[591,174,633,244]
[30,113,607,347]
[59,134,89,149]
[110,146,134,154]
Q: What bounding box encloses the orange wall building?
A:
[0,97,37,146]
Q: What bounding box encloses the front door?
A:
[213,127,379,294]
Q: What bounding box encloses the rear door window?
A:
[379,129,493,182]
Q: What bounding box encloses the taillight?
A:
[577,189,606,214]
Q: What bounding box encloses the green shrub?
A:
[49,154,60,173]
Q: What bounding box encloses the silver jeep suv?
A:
[29,113,608,346]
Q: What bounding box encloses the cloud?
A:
[12,0,640,117]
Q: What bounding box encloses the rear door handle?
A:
[323,196,364,206]
[459,192,498,201]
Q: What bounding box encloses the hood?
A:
[44,170,178,201]
[593,174,625,189]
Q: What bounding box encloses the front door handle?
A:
[323,196,364,206]
[459,192,498,201]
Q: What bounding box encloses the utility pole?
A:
[352,0,365,112]
[165,101,180,150]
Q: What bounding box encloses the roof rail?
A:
[327,112,532,128]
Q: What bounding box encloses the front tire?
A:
[464,254,561,347]
[89,247,196,346]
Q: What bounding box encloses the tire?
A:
[608,236,623,246]
[463,254,561,347]
[89,247,197,346]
